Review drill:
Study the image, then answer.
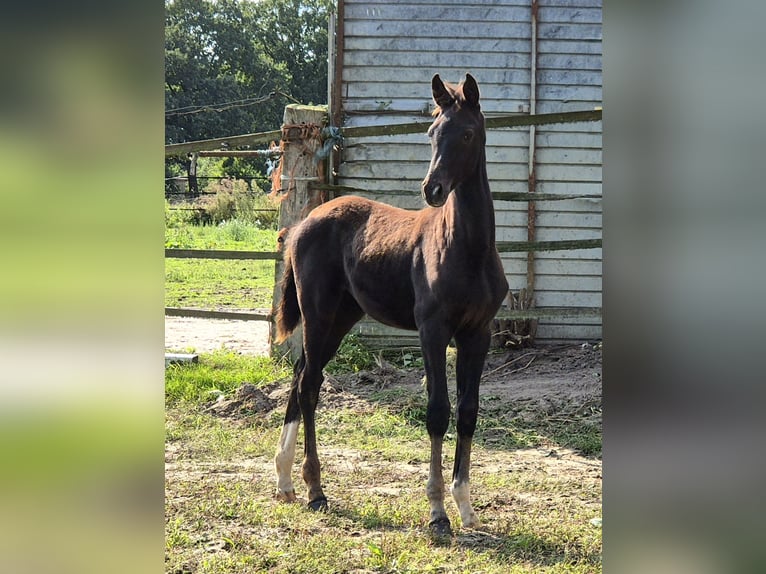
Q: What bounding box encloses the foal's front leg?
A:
[420,323,453,540]
[451,328,491,528]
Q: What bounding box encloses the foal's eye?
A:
[462,130,474,143]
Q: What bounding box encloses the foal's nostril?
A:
[422,178,447,207]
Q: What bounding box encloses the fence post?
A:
[270,104,328,363]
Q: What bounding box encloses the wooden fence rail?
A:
[164,109,602,156]
[165,248,280,261]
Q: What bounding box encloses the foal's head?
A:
[421,73,485,208]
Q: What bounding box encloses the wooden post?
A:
[187,152,198,196]
[270,104,328,362]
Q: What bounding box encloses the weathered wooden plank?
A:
[496,225,603,244]
[345,0,530,5]
[496,307,601,320]
[333,177,604,199]
[344,80,534,101]
[496,238,602,252]
[538,0,602,8]
[343,97,531,115]
[532,181,602,195]
[165,249,281,261]
[535,164,602,182]
[500,247,602,261]
[537,23,602,41]
[535,131,602,148]
[535,324,602,341]
[344,37,532,56]
[538,37,602,54]
[501,257,602,277]
[538,6,602,24]
[339,160,600,183]
[333,177,421,193]
[341,164,534,184]
[496,210,602,228]
[531,274,602,292]
[537,69,602,86]
[538,85,602,103]
[533,291,602,308]
[345,20,532,40]
[343,48,531,68]
[165,308,271,321]
[343,65,531,85]
[532,228,602,243]
[345,4,531,22]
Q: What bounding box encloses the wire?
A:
[165,91,301,117]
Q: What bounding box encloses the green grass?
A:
[165,349,291,404]
[165,219,278,251]
[165,221,278,311]
[166,353,602,573]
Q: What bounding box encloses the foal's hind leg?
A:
[299,297,364,510]
[274,353,304,502]
[274,289,363,509]
[451,327,491,528]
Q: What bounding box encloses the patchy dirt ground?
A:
[165,315,600,412]
[165,330,602,572]
[165,316,271,356]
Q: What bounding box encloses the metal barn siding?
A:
[335,0,602,345]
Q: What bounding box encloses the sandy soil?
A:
[165,315,601,422]
[164,316,271,356]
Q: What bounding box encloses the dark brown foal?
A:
[273,73,508,540]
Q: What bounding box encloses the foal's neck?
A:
[448,149,496,251]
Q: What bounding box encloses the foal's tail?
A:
[274,252,301,344]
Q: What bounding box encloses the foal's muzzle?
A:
[422,179,448,208]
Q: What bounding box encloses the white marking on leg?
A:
[274,421,299,501]
[452,480,480,528]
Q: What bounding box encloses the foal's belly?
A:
[347,265,418,332]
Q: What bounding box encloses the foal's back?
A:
[288,195,433,330]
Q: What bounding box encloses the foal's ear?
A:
[432,74,454,109]
[462,73,480,108]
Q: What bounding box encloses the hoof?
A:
[428,517,453,545]
[307,496,328,512]
[275,489,297,503]
[461,513,481,529]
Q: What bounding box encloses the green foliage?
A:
[248,0,334,108]
[165,0,291,144]
[165,0,332,145]
[164,218,277,250]
[326,333,379,374]
[165,350,290,404]
[194,177,278,228]
[165,200,197,229]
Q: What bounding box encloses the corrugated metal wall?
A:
[336,0,602,345]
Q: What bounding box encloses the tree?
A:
[165,0,332,183]
[246,0,333,109]
[165,0,331,145]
